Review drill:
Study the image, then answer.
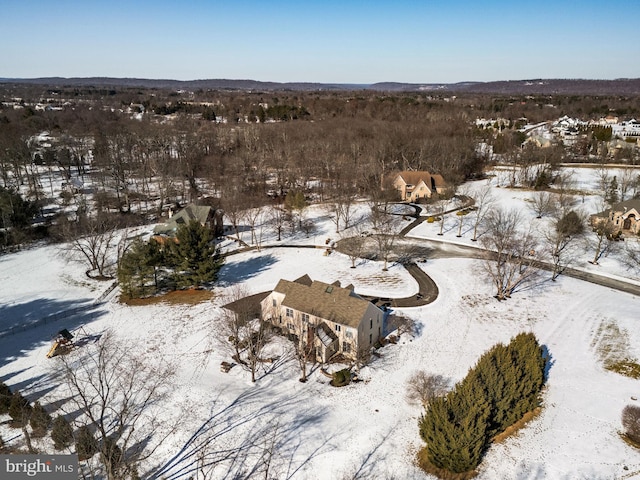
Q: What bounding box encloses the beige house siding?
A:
[260,277,384,362]
[591,200,640,235]
[392,171,447,202]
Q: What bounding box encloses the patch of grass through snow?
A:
[120,289,214,306]
[592,319,640,379]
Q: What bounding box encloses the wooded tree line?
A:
[1,84,639,259]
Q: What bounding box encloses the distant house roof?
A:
[271,277,377,329]
[395,171,446,188]
[153,204,214,235]
[593,198,640,218]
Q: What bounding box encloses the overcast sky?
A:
[2,0,638,84]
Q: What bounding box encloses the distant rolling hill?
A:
[1,77,639,95]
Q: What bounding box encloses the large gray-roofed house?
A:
[261,275,384,363]
[153,203,223,237]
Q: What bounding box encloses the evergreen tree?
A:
[505,333,546,425]
[118,238,164,297]
[168,220,224,288]
[418,332,547,475]
[51,415,74,450]
[75,425,98,460]
[420,378,490,473]
[8,391,32,427]
[29,401,52,438]
[0,381,11,414]
[0,186,38,230]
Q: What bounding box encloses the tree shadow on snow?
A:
[0,298,107,391]
[218,254,278,286]
[340,424,398,480]
[148,386,331,480]
[541,344,555,381]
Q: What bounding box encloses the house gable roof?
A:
[395,171,446,188]
[594,198,640,218]
[153,204,213,234]
[271,278,379,328]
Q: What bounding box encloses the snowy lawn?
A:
[1,167,640,479]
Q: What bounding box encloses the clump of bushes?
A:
[331,368,352,387]
[75,425,98,460]
[0,381,12,414]
[29,402,52,438]
[8,392,32,427]
[622,405,640,446]
[51,415,74,450]
[418,332,546,476]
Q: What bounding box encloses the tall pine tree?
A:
[169,220,224,288]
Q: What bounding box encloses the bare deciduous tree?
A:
[529,191,558,219]
[588,202,620,265]
[222,286,274,383]
[244,319,274,383]
[326,194,350,234]
[286,311,316,383]
[220,285,254,365]
[387,313,418,338]
[243,205,266,249]
[374,214,402,271]
[268,206,289,242]
[544,209,585,280]
[56,330,176,480]
[552,170,576,210]
[622,404,640,444]
[469,181,495,242]
[56,214,122,279]
[619,168,636,202]
[623,241,640,274]
[405,371,449,408]
[340,233,366,268]
[480,208,539,300]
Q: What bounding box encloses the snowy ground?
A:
[1,167,640,479]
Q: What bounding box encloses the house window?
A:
[272,299,277,307]
[345,330,353,339]
[286,308,293,317]
[369,333,372,344]
[370,319,372,329]
[302,313,310,323]
[287,323,294,330]
[335,324,341,332]
[342,342,351,353]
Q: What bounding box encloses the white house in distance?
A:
[260,275,384,363]
[392,171,447,202]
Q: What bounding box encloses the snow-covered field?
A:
[1,167,640,479]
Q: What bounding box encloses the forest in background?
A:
[1,82,640,250]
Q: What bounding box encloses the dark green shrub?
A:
[0,382,11,414]
[419,332,546,475]
[75,426,98,460]
[51,416,74,450]
[331,369,351,387]
[29,401,52,438]
[8,392,32,427]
